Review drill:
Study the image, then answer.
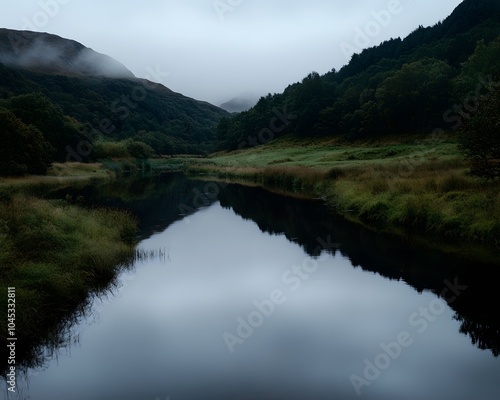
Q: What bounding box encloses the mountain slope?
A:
[220,94,259,113]
[216,0,500,149]
[0,29,229,156]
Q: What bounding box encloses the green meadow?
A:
[183,135,500,256]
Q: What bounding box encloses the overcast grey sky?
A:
[0,0,463,105]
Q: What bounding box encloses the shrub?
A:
[126,141,155,159]
[93,141,130,159]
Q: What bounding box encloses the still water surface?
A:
[2,174,500,400]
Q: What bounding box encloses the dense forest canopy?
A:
[216,0,500,151]
[0,65,228,158]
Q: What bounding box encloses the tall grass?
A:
[326,163,500,246]
[0,194,137,371]
[260,166,327,193]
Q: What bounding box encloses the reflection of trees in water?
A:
[48,172,217,239]
[456,316,500,357]
[219,183,500,358]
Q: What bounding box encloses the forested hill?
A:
[0,29,229,175]
[216,0,500,150]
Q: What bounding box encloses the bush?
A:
[93,141,130,159]
[126,141,155,159]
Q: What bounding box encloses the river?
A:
[2,173,500,400]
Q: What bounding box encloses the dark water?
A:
[2,173,500,400]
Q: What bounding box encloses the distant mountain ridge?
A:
[0,29,134,79]
[220,94,259,113]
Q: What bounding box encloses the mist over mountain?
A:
[0,28,134,79]
[220,93,260,113]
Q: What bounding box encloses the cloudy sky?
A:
[1,0,463,105]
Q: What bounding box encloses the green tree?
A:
[0,111,53,176]
[460,85,500,179]
[7,93,82,161]
[375,58,453,132]
[453,38,500,99]
[216,117,232,145]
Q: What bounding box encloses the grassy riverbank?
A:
[184,135,500,256]
[0,164,137,371]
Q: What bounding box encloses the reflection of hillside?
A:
[48,173,217,239]
[218,183,500,358]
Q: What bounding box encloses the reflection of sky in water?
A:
[6,203,500,400]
